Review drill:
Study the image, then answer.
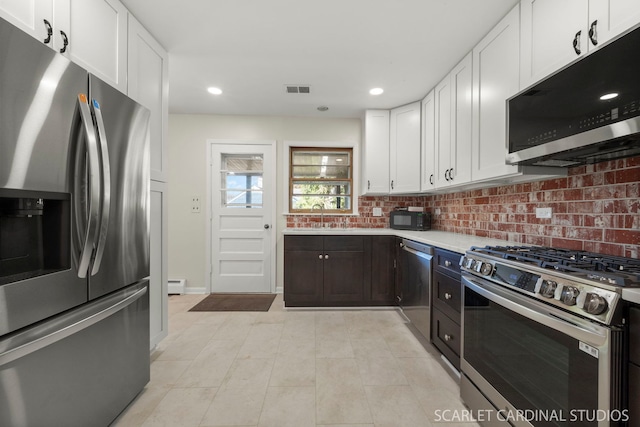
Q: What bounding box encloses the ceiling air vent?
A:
[285,84,311,94]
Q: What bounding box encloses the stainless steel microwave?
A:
[506,23,640,167]
[390,211,431,231]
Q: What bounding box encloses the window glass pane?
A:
[291,196,351,211]
[221,153,263,208]
[291,152,350,166]
[292,182,350,195]
[223,154,263,172]
[291,165,350,179]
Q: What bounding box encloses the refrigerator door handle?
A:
[0,285,147,366]
[76,94,102,278]
[90,98,111,275]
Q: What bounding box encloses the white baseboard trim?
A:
[184,287,207,294]
[168,279,186,294]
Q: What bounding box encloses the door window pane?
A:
[221,154,263,208]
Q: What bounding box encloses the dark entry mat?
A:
[188,293,276,312]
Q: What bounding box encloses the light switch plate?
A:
[372,207,382,217]
[536,207,552,219]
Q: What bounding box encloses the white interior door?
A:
[210,143,275,293]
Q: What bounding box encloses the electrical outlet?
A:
[372,207,382,217]
[435,208,441,215]
[191,196,201,213]
[536,207,552,219]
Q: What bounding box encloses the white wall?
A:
[168,114,361,293]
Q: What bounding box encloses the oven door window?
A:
[464,286,598,426]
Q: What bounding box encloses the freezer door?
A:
[0,280,149,427]
[0,17,88,335]
[87,75,150,299]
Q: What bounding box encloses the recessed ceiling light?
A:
[317,106,329,111]
[600,92,618,100]
[207,87,222,95]
[369,88,384,95]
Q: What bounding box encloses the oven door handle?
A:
[463,274,609,346]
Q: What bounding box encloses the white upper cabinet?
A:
[63,0,128,93]
[362,110,390,194]
[520,0,640,89]
[421,90,436,192]
[435,53,472,189]
[389,101,421,194]
[0,0,128,93]
[0,0,53,44]
[471,5,521,182]
[128,15,169,182]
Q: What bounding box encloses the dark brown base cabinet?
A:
[284,235,395,307]
[431,248,463,370]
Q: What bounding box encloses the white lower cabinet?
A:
[150,180,168,350]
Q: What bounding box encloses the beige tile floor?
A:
[111,294,478,427]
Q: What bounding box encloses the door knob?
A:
[264,224,270,229]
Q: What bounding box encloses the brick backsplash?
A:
[285,156,639,257]
[429,156,639,257]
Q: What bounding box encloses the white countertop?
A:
[283,228,518,254]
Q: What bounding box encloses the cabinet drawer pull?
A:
[444,260,452,267]
[390,180,394,190]
[444,334,453,342]
[429,174,434,185]
[573,30,581,55]
[444,292,452,300]
[589,20,598,46]
[367,180,371,190]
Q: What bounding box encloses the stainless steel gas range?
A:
[459,246,639,427]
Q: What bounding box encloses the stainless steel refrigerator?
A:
[0,16,150,426]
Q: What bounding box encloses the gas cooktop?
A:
[461,245,640,326]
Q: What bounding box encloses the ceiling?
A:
[121,0,520,118]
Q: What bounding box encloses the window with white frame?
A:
[289,147,353,213]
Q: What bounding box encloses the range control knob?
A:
[480,262,493,276]
[540,280,557,298]
[561,286,580,306]
[584,293,608,315]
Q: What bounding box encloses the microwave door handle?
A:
[89,99,111,276]
[76,94,101,278]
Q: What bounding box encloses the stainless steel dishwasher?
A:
[397,239,433,342]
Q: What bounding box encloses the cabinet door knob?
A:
[318,254,323,259]
[324,254,329,260]
[588,20,598,46]
[59,30,69,53]
[444,260,452,267]
[444,334,453,342]
[43,19,53,44]
[573,30,581,55]
[444,292,452,300]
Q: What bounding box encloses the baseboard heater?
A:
[168,279,185,295]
